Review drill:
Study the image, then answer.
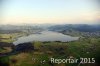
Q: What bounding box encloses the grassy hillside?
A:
[0,37,100,66]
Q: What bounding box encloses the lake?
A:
[13,31,79,45]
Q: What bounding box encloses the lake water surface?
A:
[13,31,79,45]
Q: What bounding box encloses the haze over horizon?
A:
[0,0,100,25]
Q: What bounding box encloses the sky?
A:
[0,0,99,25]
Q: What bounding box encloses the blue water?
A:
[13,31,79,45]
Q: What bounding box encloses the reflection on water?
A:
[13,31,79,45]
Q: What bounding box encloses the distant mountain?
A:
[0,25,44,34]
[48,24,100,32]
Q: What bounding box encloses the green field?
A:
[0,32,28,43]
[0,37,100,66]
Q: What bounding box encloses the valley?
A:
[0,24,100,66]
